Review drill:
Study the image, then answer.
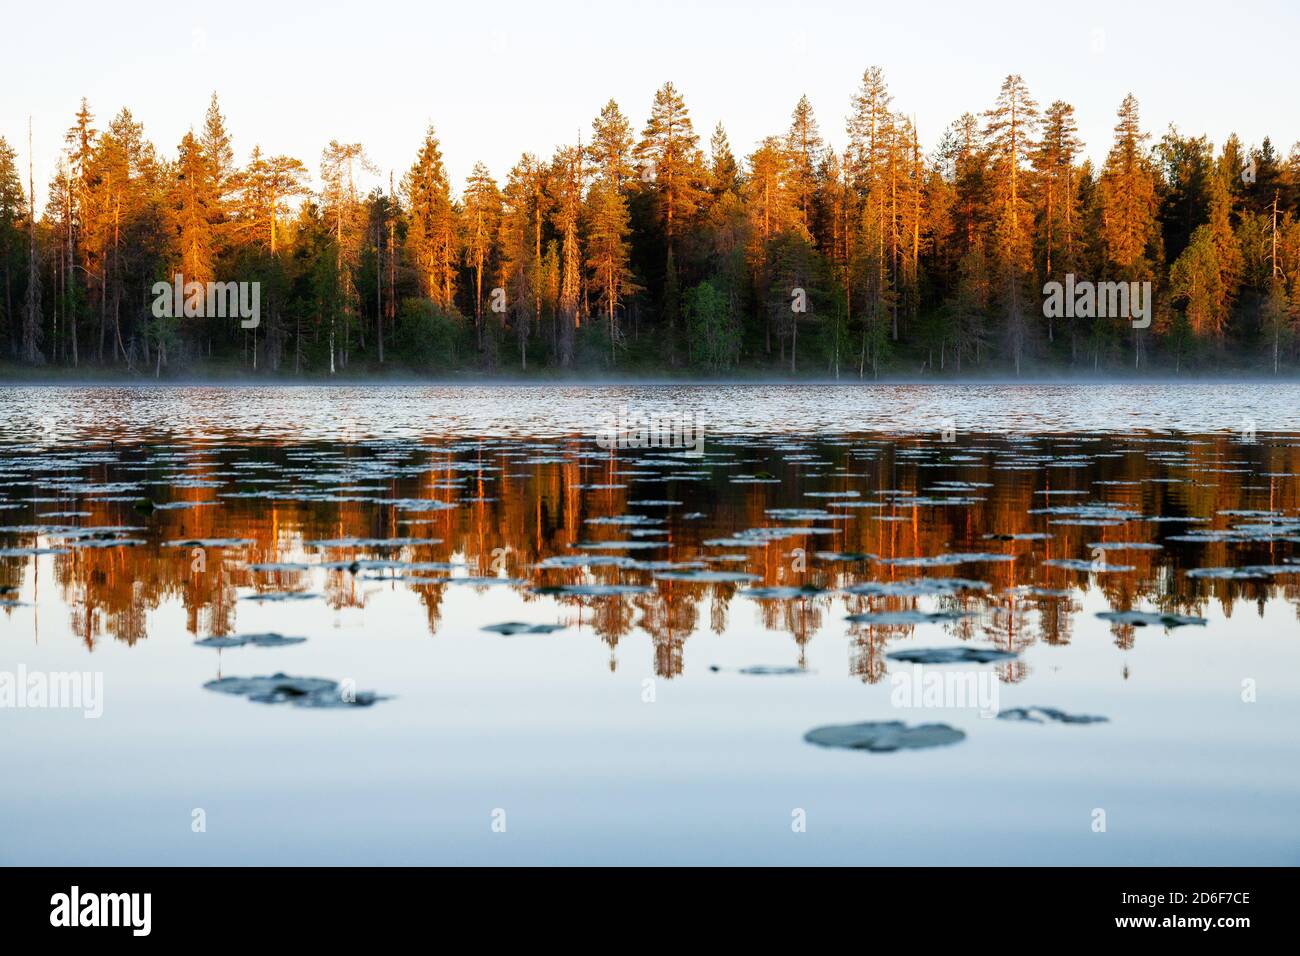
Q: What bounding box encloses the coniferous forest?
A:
[2,70,1299,379]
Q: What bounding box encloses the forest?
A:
[1,69,1298,379]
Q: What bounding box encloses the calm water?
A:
[1,384,1298,865]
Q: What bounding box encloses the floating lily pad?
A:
[530,583,654,597]
[1186,565,1299,579]
[68,537,147,549]
[203,673,385,708]
[248,561,314,572]
[1044,558,1135,572]
[654,570,761,582]
[803,721,965,752]
[533,555,637,569]
[741,585,826,599]
[306,536,439,549]
[1096,610,1206,627]
[239,591,321,602]
[998,706,1107,724]
[1087,541,1163,551]
[585,515,664,525]
[708,664,807,676]
[481,622,567,635]
[572,541,665,551]
[845,609,973,625]
[877,552,1015,567]
[163,538,255,548]
[887,646,1017,664]
[430,576,526,586]
[1013,586,1075,598]
[194,632,307,649]
[843,578,990,597]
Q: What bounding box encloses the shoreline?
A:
[4,369,1300,387]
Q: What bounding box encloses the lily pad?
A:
[1044,558,1134,572]
[1096,610,1207,627]
[163,538,255,548]
[530,584,654,597]
[481,622,567,635]
[998,706,1107,725]
[1186,565,1299,580]
[194,632,307,649]
[842,578,990,597]
[239,591,321,602]
[877,552,1015,567]
[709,665,807,676]
[803,720,965,752]
[887,646,1017,664]
[654,570,761,583]
[740,585,826,599]
[845,609,973,625]
[203,673,385,708]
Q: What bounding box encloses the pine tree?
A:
[638,82,703,362]
[588,100,635,192]
[1033,101,1083,344]
[322,140,375,371]
[91,109,166,366]
[498,154,544,370]
[586,177,638,364]
[200,93,236,260]
[400,128,457,310]
[23,121,44,364]
[1098,94,1160,367]
[1169,226,1227,340]
[461,161,501,344]
[171,131,217,284]
[786,95,824,236]
[0,137,23,358]
[846,67,899,347]
[638,82,703,249]
[744,135,801,359]
[1099,95,1159,276]
[235,149,310,254]
[708,123,739,196]
[984,75,1039,373]
[550,144,583,367]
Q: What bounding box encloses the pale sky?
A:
[3,0,1296,213]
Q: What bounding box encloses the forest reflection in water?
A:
[3,427,1298,681]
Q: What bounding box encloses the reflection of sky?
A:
[2,552,1298,865]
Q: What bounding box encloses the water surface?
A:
[1,384,1297,864]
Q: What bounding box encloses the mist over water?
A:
[5,382,1300,442]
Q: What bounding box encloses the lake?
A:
[1,383,1298,865]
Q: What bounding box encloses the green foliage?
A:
[684,279,739,372]
[395,298,460,369]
